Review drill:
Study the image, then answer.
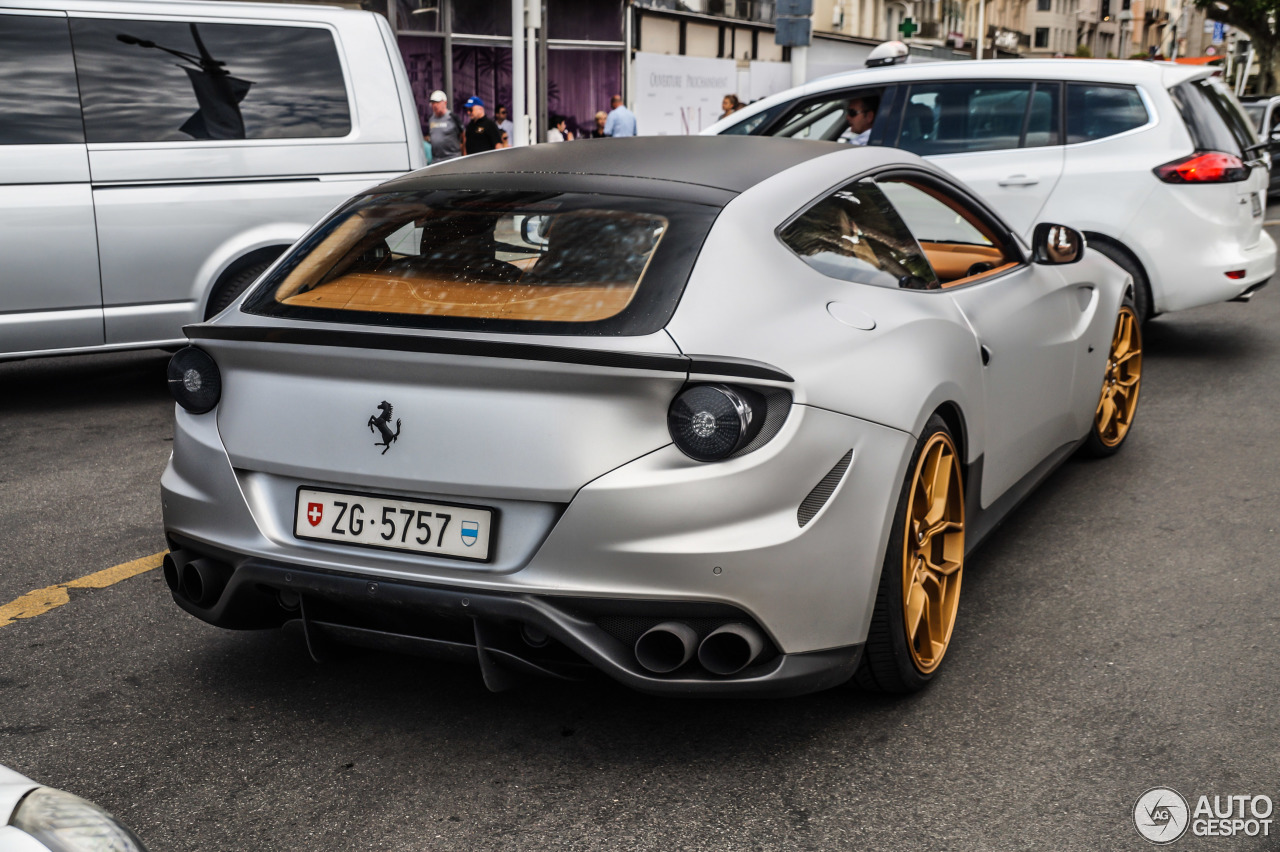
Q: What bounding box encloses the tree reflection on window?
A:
[781,181,938,289]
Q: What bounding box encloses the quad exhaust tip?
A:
[635,621,699,674]
[164,550,231,609]
[633,620,766,676]
[697,623,765,676]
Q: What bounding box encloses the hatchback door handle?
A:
[998,174,1039,187]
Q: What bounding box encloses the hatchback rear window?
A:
[243,189,720,336]
[1171,78,1259,156]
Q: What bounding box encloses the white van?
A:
[0,0,425,360]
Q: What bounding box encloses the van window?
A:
[779,180,938,290]
[0,15,84,145]
[69,19,351,143]
[1066,84,1149,143]
[896,82,1034,156]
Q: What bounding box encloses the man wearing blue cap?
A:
[463,96,503,155]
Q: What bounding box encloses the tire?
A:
[1089,241,1152,324]
[204,260,273,320]
[1080,299,1143,458]
[854,414,965,694]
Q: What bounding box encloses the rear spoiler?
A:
[184,325,794,383]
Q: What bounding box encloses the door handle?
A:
[998,174,1039,187]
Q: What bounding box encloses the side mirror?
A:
[1032,223,1086,265]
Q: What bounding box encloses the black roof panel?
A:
[382,136,847,198]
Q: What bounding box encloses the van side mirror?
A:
[1032,223,1086,265]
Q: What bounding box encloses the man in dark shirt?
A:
[463,97,503,155]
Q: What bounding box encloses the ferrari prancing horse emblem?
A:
[368,401,402,454]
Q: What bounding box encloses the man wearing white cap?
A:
[426,90,462,163]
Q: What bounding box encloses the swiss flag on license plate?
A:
[306,502,324,527]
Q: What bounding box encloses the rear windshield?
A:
[243,189,720,336]
[1171,78,1259,156]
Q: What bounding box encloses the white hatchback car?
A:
[708,60,1275,321]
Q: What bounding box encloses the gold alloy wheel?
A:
[902,432,965,674]
[1095,306,1143,448]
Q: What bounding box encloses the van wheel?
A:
[204,260,272,320]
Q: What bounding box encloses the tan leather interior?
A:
[933,261,1020,289]
[918,242,1008,282]
[280,273,636,322]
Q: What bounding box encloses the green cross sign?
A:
[899,17,918,36]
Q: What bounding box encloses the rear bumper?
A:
[163,400,913,656]
[1124,187,1277,313]
[165,535,862,697]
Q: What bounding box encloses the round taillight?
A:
[167,346,222,414]
[668,384,759,462]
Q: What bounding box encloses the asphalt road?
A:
[3,219,1280,851]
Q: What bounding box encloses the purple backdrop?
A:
[548,50,622,138]
[398,36,444,129]
[399,36,621,140]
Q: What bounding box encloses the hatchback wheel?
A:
[854,415,965,693]
[1083,302,1142,457]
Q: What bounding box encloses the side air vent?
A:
[797,450,853,527]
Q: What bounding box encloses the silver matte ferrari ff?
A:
[161,137,1142,697]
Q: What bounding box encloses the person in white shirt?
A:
[839,96,878,146]
[495,105,514,144]
[547,115,573,142]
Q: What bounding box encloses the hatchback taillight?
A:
[1154,151,1251,183]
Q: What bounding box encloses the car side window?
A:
[877,178,1020,288]
[0,15,84,145]
[1023,82,1061,148]
[1066,84,1149,144]
[895,82,1035,156]
[721,102,787,135]
[779,180,938,290]
[770,89,884,142]
[69,18,351,143]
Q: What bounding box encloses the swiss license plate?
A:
[1252,191,1263,218]
[294,488,494,561]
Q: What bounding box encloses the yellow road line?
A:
[0,551,167,628]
